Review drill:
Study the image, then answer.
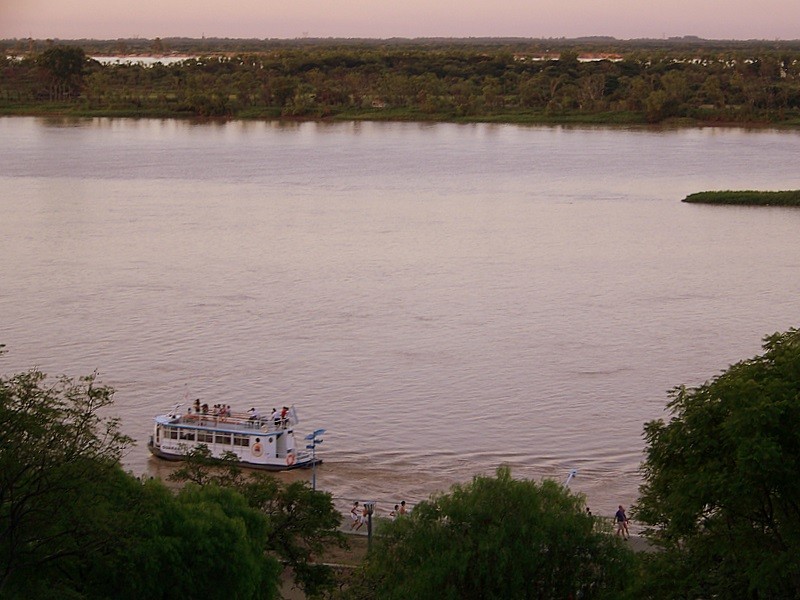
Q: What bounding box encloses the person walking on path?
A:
[356,503,368,531]
[350,501,360,530]
[614,505,629,540]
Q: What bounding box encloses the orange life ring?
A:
[252,442,263,457]
[286,453,296,466]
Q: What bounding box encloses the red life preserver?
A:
[286,453,296,466]
[252,442,263,457]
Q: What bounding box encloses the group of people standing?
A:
[191,399,231,417]
[349,500,408,531]
[185,401,289,425]
[346,499,629,538]
[244,406,291,428]
[269,407,290,428]
[389,500,408,520]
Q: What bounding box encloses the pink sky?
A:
[1,0,798,41]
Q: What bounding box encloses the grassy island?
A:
[683,190,800,206]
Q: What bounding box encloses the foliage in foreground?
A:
[341,466,635,600]
[0,361,281,599]
[683,190,800,206]
[170,446,347,598]
[0,351,342,599]
[0,365,139,597]
[635,328,800,598]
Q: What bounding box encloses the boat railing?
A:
[171,412,296,432]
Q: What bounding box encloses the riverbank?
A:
[4,104,800,129]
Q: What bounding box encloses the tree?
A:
[0,358,281,599]
[36,45,87,100]
[163,483,281,600]
[170,447,347,598]
[644,89,677,123]
[697,74,726,109]
[635,328,800,598]
[557,50,580,73]
[0,365,132,595]
[344,467,634,599]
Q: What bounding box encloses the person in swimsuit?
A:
[350,501,360,530]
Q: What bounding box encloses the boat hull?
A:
[147,440,322,471]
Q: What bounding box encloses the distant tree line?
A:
[2,43,800,123]
[4,36,800,60]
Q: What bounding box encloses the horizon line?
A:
[3,34,800,43]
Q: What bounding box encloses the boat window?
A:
[180,430,196,441]
[233,435,249,447]
[215,433,232,445]
[168,428,178,440]
[198,431,214,443]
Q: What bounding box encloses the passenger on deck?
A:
[194,398,201,414]
[270,408,279,426]
[280,406,289,427]
[248,407,260,421]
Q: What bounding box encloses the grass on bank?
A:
[683,190,800,206]
[0,103,721,127]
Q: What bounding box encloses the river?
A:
[1,116,799,518]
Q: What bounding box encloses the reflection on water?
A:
[1,117,799,518]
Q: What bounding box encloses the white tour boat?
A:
[148,403,323,471]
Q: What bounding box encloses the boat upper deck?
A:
[156,410,297,436]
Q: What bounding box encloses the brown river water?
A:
[2,117,799,520]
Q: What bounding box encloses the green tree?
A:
[36,45,87,100]
[0,357,281,599]
[697,74,726,109]
[635,328,800,598]
[644,89,678,122]
[0,366,132,595]
[557,50,580,73]
[171,447,347,598]
[344,467,634,599]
